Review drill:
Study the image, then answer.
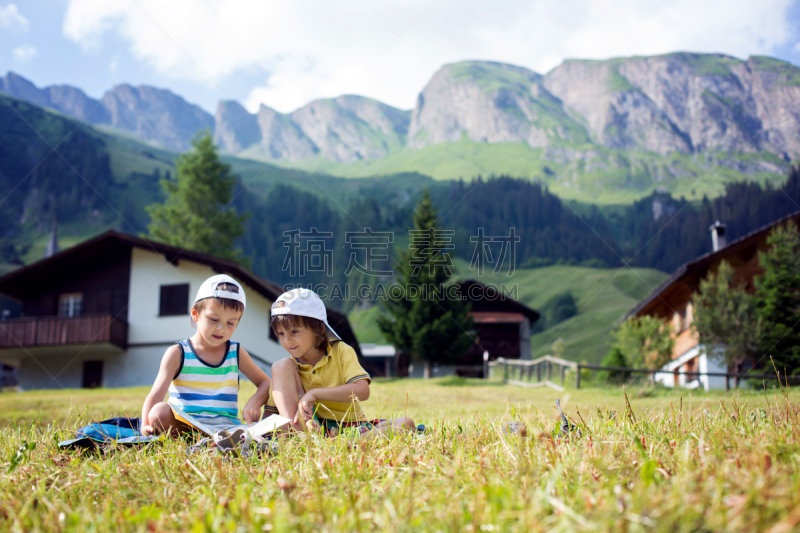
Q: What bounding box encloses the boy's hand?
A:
[296,391,318,423]
[242,399,263,423]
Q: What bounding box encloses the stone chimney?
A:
[709,220,727,252]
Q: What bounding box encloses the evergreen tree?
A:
[600,347,630,384]
[377,191,474,378]
[147,132,248,263]
[756,221,800,374]
[613,315,673,368]
[693,261,762,384]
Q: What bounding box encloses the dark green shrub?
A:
[601,347,631,384]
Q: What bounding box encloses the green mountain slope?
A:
[348,263,668,363]
[263,139,789,204]
[0,93,432,265]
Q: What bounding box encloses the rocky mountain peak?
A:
[408,60,588,149]
[543,53,800,157]
[0,73,213,152]
[4,52,800,176]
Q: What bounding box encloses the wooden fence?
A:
[490,357,799,390]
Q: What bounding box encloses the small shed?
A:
[402,279,540,378]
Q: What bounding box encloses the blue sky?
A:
[2,0,800,115]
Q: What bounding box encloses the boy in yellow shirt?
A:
[264,288,415,439]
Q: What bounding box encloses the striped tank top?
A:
[168,339,240,422]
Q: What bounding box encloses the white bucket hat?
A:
[270,288,341,341]
[190,274,246,328]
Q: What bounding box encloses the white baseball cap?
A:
[270,288,341,341]
[190,274,246,328]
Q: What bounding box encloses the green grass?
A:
[1,380,800,531]
[348,305,389,344]
[445,61,541,94]
[273,138,791,205]
[606,70,636,93]
[749,56,800,87]
[675,53,741,76]
[266,138,561,184]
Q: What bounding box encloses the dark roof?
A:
[0,230,361,355]
[0,230,284,300]
[621,210,800,322]
[457,279,540,324]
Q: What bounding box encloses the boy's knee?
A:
[395,417,415,431]
[272,358,298,377]
[149,402,174,429]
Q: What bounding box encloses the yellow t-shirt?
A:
[264,341,371,422]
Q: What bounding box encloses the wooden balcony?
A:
[0,314,128,350]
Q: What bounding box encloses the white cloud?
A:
[0,3,28,32]
[62,0,796,113]
[12,45,37,63]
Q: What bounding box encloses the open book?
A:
[170,406,291,438]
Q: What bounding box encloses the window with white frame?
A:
[58,293,83,317]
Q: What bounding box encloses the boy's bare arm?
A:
[239,347,271,422]
[141,345,182,431]
[297,380,370,421]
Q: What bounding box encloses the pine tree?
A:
[693,260,762,384]
[147,132,248,263]
[377,191,474,378]
[756,221,800,374]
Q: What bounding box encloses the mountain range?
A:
[3,52,800,200]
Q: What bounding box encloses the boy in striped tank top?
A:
[141,275,271,436]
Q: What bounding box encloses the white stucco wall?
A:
[655,344,728,391]
[16,344,123,390]
[104,345,168,388]
[127,247,217,346]
[127,248,284,376]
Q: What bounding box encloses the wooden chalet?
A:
[622,211,800,390]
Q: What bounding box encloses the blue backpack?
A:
[58,417,159,449]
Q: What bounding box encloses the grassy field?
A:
[1,379,799,531]
[349,264,668,364]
